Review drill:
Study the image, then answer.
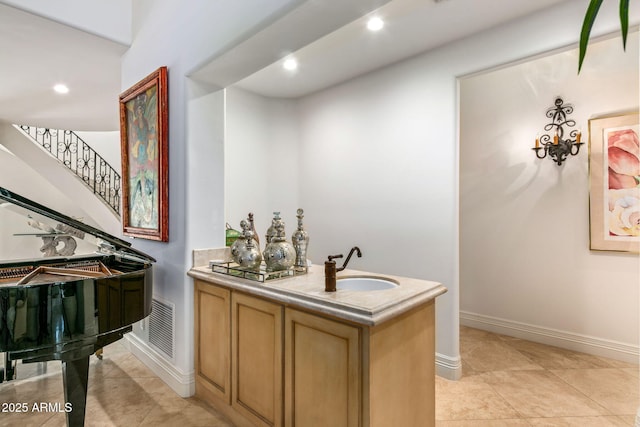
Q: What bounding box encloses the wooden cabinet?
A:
[231,292,283,427]
[366,300,435,426]
[194,278,436,427]
[194,280,231,403]
[284,308,360,427]
[194,280,283,427]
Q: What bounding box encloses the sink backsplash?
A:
[192,247,231,268]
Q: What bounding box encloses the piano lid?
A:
[0,187,155,263]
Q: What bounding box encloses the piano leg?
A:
[62,356,89,427]
[4,352,15,381]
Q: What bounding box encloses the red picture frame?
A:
[119,66,169,242]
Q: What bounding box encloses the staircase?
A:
[0,122,122,236]
[16,125,121,215]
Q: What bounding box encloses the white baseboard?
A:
[123,333,195,397]
[124,335,464,390]
[436,352,462,380]
[636,407,640,427]
[461,311,639,364]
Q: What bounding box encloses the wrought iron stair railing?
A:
[18,125,121,215]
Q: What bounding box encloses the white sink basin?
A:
[336,276,398,291]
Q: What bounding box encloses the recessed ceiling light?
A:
[367,17,384,32]
[53,84,69,94]
[283,58,298,71]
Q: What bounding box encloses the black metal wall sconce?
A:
[532,97,583,166]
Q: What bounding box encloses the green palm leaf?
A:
[578,0,603,73]
[620,0,629,50]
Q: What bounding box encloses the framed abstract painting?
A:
[119,66,169,242]
[588,112,639,253]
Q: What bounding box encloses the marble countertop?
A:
[188,248,447,326]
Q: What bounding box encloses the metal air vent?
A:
[149,298,174,360]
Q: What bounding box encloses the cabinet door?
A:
[368,301,435,427]
[232,292,283,427]
[194,280,231,403]
[284,308,360,427]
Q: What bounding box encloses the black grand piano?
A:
[0,187,154,426]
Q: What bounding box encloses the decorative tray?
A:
[209,260,307,283]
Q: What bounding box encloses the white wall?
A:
[225,87,300,240]
[114,0,638,392]
[293,46,462,375]
[120,0,304,395]
[225,0,639,377]
[0,207,42,259]
[0,136,86,222]
[460,33,639,361]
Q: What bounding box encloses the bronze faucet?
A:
[324,246,362,292]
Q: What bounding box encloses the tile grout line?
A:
[507,335,619,418]
[547,367,637,417]
[459,331,625,421]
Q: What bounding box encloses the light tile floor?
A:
[436,326,639,426]
[1,326,637,426]
[0,342,233,426]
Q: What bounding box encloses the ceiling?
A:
[0,2,127,131]
[233,0,569,98]
[0,0,570,131]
